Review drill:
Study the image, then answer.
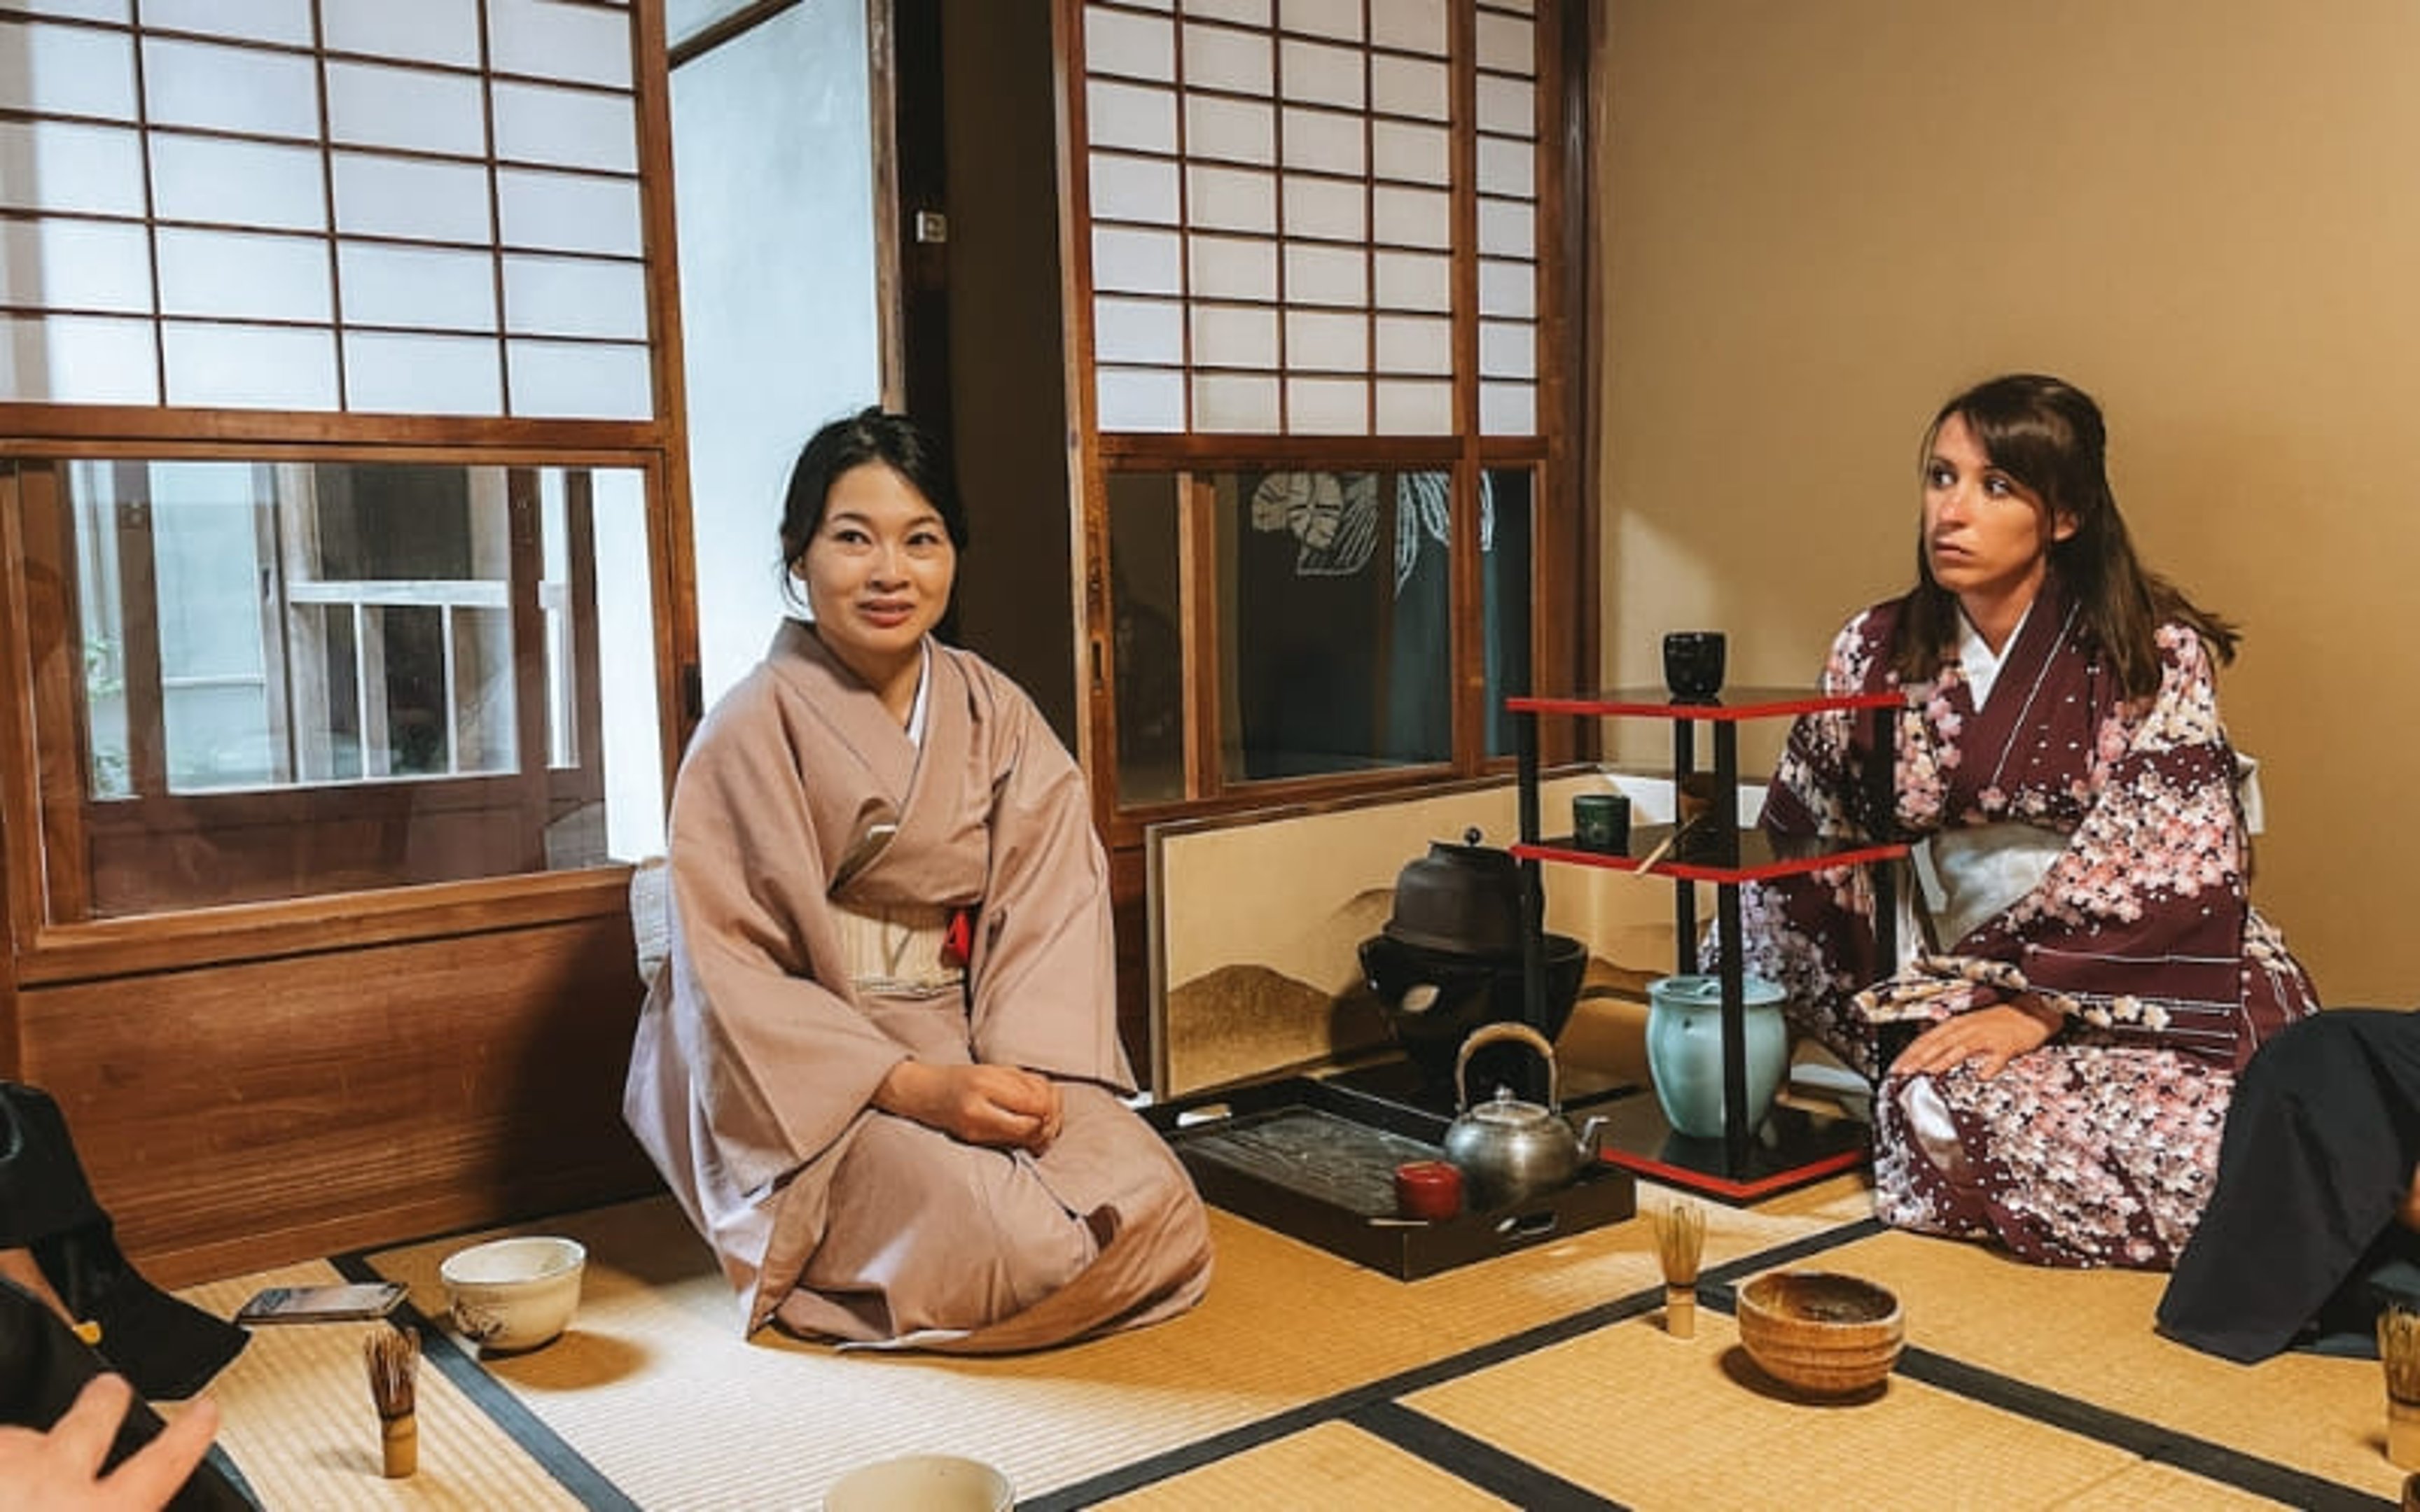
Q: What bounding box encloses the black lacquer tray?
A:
[1149,1075,1638,1280]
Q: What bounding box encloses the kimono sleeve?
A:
[655,686,917,1195]
[962,680,1134,1090]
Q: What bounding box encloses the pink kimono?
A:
[1742,573,2320,1268]
[624,623,1211,1350]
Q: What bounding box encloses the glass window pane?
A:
[501,253,647,340]
[494,80,637,172]
[1374,249,1451,312]
[1372,120,1448,185]
[157,228,332,322]
[0,19,135,117]
[1187,164,1276,234]
[1370,55,1447,120]
[1475,10,1535,74]
[1094,296,1184,365]
[496,167,643,255]
[1286,376,1363,434]
[1189,233,1276,300]
[1087,80,1177,155]
[142,37,320,139]
[1096,366,1185,432]
[0,314,156,402]
[1092,226,1183,295]
[1282,173,1363,240]
[41,458,663,908]
[1284,309,1363,372]
[1480,318,1534,380]
[1482,468,1534,756]
[487,0,632,89]
[1190,304,1277,368]
[1088,7,1173,81]
[1279,0,1360,43]
[0,217,151,312]
[326,62,489,157]
[338,242,498,330]
[1375,314,1450,374]
[1375,378,1450,435]
[1480,379,1535,435]
[138,0,312,43]
[1224,469,1447,778]
[1370,0,1446,55]
[332,151,491,241]
[1279,105,1362,175]
[1185,0,1265,24]
[162,322,338,409]
[1283,243,1364,307]
[1089,152,1181,224]
[1477,75,1535,138]
[1185,95,1273,167]
[1372,185,1448,248]
[0,0,130,18]
[321,0,480,66]
[1181,23,1268,94]
[506,337,651,419]
[151,134,326,230]
[1479,257,1535,319]
[1279,38,1363,110]
[1107,471,1185,805]
[1477,135,1534,199]
[0,120,146,216]
[1193,372,1277,431]
[343,331,503,414]
[1478,196,1535,258]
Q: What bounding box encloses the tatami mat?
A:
[172,1263,585,1510]
[166,1166,2409,1509]
[1790,1228,2405,1502]
[1091,1421,1513,1510]
[1408,1308,2265,1511]
[353,1180,1861,1508]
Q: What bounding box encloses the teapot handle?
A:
[1453,1021,1559,1114]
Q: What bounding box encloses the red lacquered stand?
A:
[1507,687,1906,1200]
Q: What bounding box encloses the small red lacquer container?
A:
[1393,1159,1463,1222]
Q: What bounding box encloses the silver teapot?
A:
[1442,1022,1607,1210]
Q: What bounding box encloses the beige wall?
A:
[1599,0,2420,1004]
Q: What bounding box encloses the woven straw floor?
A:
[171,1172,2407,1510]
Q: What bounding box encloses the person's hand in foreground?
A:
[876,1060,1065,1152]
[1890,997,2062,1080]
[0,1373,219,1512]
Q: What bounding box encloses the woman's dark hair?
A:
[1892,372,2236,699]
[778,406,969,575]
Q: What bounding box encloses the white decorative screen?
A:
[0,0,650,419]
[1082,0,1539,438]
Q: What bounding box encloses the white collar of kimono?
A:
[905,637,932,747]
[1954,596,2036,707]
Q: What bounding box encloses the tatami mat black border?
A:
[331,1252,639,1512]
[1346,1398,1625,1511]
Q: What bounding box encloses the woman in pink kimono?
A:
[625,409,1211,1351]
[1741,373,2320,1268]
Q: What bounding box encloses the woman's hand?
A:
[1889,997,2061,1080]
[874,1060,1064,1152]
[0,1375,218,1512]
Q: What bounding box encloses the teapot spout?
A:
[1576,1114,1608,1162]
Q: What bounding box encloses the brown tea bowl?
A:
[1735,1269,1903,1398]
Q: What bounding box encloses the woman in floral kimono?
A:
[1741,373,2319,1268]
[625,409,1212,1351]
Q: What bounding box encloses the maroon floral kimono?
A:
[1741,573,2319,1268]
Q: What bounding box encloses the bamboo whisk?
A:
[364,1324,421,1478]
[2384,1307,2420,1469]
[1653,1200,1706,1340]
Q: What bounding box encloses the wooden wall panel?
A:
[18,914,660,1287]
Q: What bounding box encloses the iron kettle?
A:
[1441,1021,1607,1210]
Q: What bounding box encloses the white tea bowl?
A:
[438,1235,586,1351]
